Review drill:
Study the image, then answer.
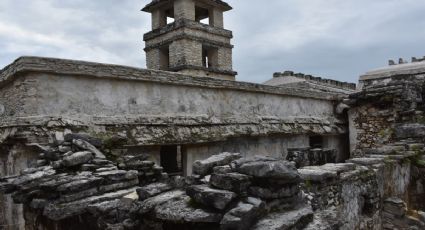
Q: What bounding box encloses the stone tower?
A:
[142,0,237,80]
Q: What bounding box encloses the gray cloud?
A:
[1,0,425,84]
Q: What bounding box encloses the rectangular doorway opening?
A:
[160,145,182,176]
[309,135,324,149]
[195,5,210,25]
[202,45,218,69]
[159,45,170,70]
[165,7,175,25]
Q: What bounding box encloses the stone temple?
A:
[0,0,424,229]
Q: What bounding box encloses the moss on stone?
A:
[417,115,425,124]
[304,180,312,190]
[415,160,425,167]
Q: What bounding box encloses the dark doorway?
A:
[309,135,324,149]
[160,145,182,175]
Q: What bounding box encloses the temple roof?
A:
[360,61,425,81]
[142,0,232,12]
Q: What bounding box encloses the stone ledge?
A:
[144,19,233,41]
[0,116,347,145]
[144,34,234,51]
[168,64,237,76]
[272,71,356,91]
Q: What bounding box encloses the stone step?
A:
[346,158,383,166]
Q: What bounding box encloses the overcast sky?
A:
[1,0,425,83]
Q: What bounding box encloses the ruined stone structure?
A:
[0,0,424,229]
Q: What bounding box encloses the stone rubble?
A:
[2,133,425,229]
[0,133,165,227]
[1,137,323,230]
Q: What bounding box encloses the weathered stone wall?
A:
[348,74,424,154]
[0,57,344,121]
[0,143,38,229]
[347,66,425,229]
[300,161,383,230]
[1,73,336,120]
[169,38,203,67]
[0,75,34,119]
[348,104,395,153]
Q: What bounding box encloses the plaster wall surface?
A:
[0,73,337,122]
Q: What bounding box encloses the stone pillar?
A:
[209,8,223,28]
[146,49,161,70]
[174,0,195,21]
[217,47,233,71]
[151,9,166,30]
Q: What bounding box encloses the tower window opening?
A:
[165,7,175,25]
[195,6,211,25]
[159,45,170,70]
[202,45,218,69]
[154,7,174,29]
[167,17,175,24]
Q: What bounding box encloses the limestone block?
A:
[192,152,241,176]
[186,184,236,210]
[209,173,251,194]
[62,151,94,167]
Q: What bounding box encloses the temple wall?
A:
[0,73,336,121]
